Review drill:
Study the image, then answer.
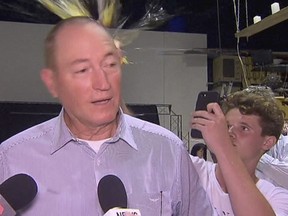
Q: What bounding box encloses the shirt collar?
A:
[50,108,138,154]
[114,109,138,150]
[50,108,74,154]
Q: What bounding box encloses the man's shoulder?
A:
[124,114,182,143]
[0,118,56,151]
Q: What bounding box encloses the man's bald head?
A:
[44,16,114,70]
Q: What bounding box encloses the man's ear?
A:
[40,68,58,98]
[263,136,277,151]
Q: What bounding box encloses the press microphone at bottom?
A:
[97,175,141,216]
[0,174,38,216]
[103,208,141,215]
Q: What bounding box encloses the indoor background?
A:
[0,0,288,152]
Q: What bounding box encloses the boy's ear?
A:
[263,136,277,151]
[40,68,58,98]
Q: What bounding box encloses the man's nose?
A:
[92,68,110,90]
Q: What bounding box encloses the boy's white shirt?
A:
[190,155,288,216]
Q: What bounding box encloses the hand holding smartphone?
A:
[190,91,220,139]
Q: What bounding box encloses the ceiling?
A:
[0,0,288,52]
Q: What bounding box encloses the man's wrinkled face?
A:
[46,23,122,129]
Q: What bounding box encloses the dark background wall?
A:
[0,0,287,51]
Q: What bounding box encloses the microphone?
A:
[0,174,38,216]
[97,175,141,216]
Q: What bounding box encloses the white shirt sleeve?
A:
[257,153,288,189]
[268,135,288,162]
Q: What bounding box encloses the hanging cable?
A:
[233,0,249,88]
[232,0,240,33]
[245,0,249,29]
[216,0,222,50]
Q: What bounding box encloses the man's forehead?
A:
[54,22,115,50]
[58,21,107,37]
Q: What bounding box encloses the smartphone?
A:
[191,91,220,139]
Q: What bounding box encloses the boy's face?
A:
[225,108,269,163]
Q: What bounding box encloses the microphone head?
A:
[0,173,38,211]
[97,175,127,213]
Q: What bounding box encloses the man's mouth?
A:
[92,98,111,105]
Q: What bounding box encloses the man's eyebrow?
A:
[104,51,118,58]
[68,51,118,66]
[69,58,89,66]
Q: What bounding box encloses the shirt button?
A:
[97,159,101,166]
